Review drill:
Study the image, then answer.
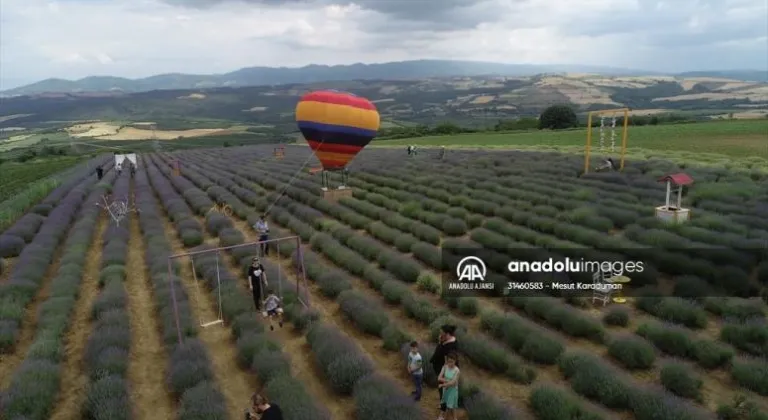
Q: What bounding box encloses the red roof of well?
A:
[657,173,693,185]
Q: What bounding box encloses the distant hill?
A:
[3,60,665,96]
[676,70,768,82]
[1,74,766,135]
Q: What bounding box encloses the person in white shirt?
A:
[408,341,424,401]
[262,289,283,331]
[254,215,269,256]
[596,157,616,172]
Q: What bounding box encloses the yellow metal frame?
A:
[584,108,630,173]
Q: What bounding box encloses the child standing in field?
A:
[437,352,460,420]
[262,289,283,331]
[408,341,424,401]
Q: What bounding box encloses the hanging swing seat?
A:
[308,167,323,174]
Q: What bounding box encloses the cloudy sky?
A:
[1,0,767,89]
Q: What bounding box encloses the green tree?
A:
[433,122,462,135]
[538,105,579,130]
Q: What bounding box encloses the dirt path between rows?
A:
[49,212,108,420]
[0,257,16,284]
[126,203,176,419]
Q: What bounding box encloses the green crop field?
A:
[0,157,82,201]
[375,120,768,158]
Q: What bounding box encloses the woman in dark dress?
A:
[247,257,267,311]
[430,324,459,408]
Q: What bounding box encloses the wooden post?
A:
[665,181,671,208]
[584,112,594,173]
[620,108,629,171]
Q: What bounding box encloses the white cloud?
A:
[0,0,766,89]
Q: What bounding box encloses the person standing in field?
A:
[247,257,267,311]
[408,341,424,401]
[95,165,104,180]
[254,215,270,256]
[437,352,460,420]
[430,324,459,408]
[129,162,136,178]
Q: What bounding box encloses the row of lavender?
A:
[150,153,429,420]
[178,149,752,419]
[0,170,117,419]
[81,172,133,419]
[0,161,114,354]
[140,157,230,419]
[163,151,531,420]
[0,155,113,259]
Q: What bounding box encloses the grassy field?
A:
[0,157,82,201]
[375,120,768,158]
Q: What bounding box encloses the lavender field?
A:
[0,144,766,420]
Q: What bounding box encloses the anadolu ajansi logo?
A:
[456,256,487,281]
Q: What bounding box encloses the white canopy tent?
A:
[115,153,137,170]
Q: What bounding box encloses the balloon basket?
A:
[321,187,353,202]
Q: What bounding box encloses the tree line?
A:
[376,105,701,140]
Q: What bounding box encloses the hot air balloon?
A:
[296,90,379,199]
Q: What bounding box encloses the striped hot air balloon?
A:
[296,90,380,170]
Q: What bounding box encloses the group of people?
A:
[408,324,461,420]
[248,213,464,420]
[117,162,136,177]
[247,256,283,331]
[407,145,448,160]
[94,161,136,180]
[248,215,284,330]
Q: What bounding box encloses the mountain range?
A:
[3,60,767,96]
